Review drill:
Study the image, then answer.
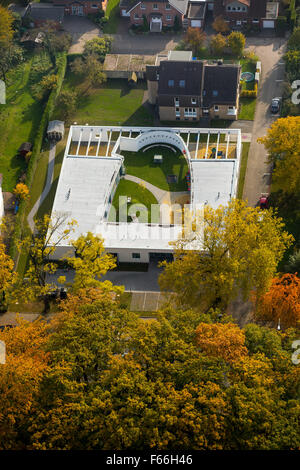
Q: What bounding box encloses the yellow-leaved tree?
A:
[159,199,293,312]
[258,116,300,195]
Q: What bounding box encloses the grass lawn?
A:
[103,0,120,33]
[55,74,153,126]
[123,146,189,191]
[109,178,159,223]
[238,97,257,120]
[237,142,250,199]
[0,57,46,191]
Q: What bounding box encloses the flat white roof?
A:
[51,155,122,243]
[191,160,236,209]
[49,126,241,252]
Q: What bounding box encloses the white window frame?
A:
[214,105,219,112]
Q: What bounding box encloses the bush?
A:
[240,83,258,98]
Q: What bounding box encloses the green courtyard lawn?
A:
[103,0,120,33]
[109,179,159,223]
[0,56,46,191]
[123,146,189,192]
[55,74,153,126]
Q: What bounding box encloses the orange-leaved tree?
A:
[0,319,50,449]
[184,27,206,56]
[195,322,248,364]
[255,273,300,329]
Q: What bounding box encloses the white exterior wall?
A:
[120,130,187,154]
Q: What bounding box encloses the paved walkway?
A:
[28,141,56,229]
[124,174,189,224]
[63,17,102,54]
[124,174,189,205]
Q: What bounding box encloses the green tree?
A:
[56,89,78,121]
[227,31,246,57]
[70,54,107,87]
[159,199,293,312]
[0,43,23,82]
[83,36,111,62]
[287,26,300,51]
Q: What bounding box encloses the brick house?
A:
[52,0,107,16]
[213,0,279,30]
[146,58,241,121]
[119,0,190,31]
[121,0,278,30]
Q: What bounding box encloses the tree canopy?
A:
[159,199,292,312]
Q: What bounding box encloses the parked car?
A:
[271,97,281,114]
[259,194,269,209]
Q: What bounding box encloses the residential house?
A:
[146,57,241,121]
[52,0,107,16]
[213,0,279,30]
[24,3,65,29]
[119,0,190,31]
[120,0,279,30]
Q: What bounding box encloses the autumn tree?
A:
[184,27,206,56]
[210,33,227,56]
[0,6,14,45]
[195,322,248,364]
[258,116,300,195]
[254,273,300,329]
[13,183,29,201]
[159,199,293,312]
[212,15,229,34]
[15,214,76,311]
[0,319,49,449]
[0,239,16,311]
[63,232,118,293]
[227,31,246,57]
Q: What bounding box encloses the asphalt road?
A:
[242,36,287,206]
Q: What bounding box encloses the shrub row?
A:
[240,83,258,98]
[9,53,67,263]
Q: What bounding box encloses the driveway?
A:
[242,36,287,206]
[111,18,184,54]
[63,16,102,54]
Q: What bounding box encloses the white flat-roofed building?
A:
[49,125,241,263]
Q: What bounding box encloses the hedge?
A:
[9,52,67,263]
[241,83,258,98]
